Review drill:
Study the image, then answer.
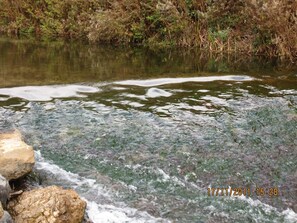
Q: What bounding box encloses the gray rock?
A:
[0,203,13,223]
[0,175,10,208]
[0,211,14,223]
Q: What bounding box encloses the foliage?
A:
[0,0,297,59]
[0,0,101,39]
[87,0,187,47]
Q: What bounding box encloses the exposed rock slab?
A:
[0,131,35,180]
[8,186,86,223]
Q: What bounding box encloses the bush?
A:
[0,0,296,59]
[0,0,101,39]
[250,0,297,59]
[88,0,189,47]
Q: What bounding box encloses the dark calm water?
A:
[0,38,297,223]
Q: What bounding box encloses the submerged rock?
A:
[0,175,10,208]
[0,131,35,180]
[8,186,86,223]
[0,203,13,223]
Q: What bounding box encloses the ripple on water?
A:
[34,151,169,223]
[0,75,296,222]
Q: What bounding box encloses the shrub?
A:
[0,0,101,39]
[88,0,189,47]
[0,0,296,59]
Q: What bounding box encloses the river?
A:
[0,38,296,223]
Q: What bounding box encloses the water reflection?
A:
[1,37,297,88]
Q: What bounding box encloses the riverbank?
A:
[0,0,296,60]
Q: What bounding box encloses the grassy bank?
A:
[0,0,296,59]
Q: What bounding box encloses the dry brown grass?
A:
[250,0,297,59]
[0,0,296,59]
[0,0,101,39]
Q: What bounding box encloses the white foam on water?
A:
[282,209,297,222]
[0,85,100,101]
[86,202,163,223]
[197,89,210,93]
[34,151,106,195]
[112,87,127,91]
[87,201,136,223]
[33,152,297,223]
[155,168,198,189]
[269,89,297,95]
[146,88,172,98]
[128,102,145,108]
[155,168,171,181]
[125,164,201,190]
[120,93,147,101]
[114,75,254,87]
[119,100,144,108]
[34,151,170,223]
[201,95,230,107]
[235,194,297,222]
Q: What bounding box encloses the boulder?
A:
[8,186,86,223]
[0,175,10,208]
[0,203,14,223]
[0,131,35,180]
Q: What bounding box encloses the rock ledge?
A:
[0,131,35,180]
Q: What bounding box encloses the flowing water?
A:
[0,38,297,223]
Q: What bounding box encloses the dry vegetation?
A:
[0,0,296,59]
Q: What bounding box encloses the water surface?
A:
[0,38,297,223]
